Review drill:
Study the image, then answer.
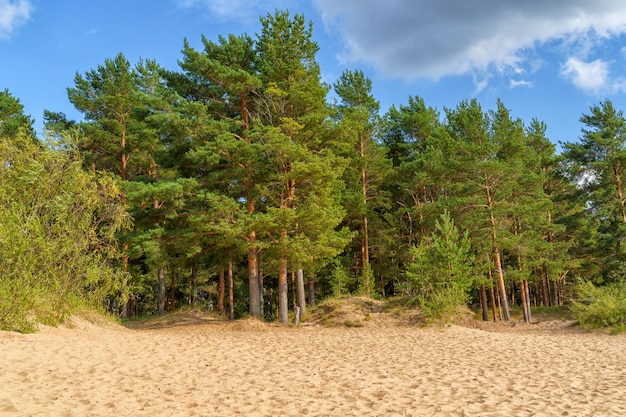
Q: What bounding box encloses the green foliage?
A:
[406,211,474,318]
[0,89,36,140]
[0,133,129,332]
[562,100,626,282]
[331,259,354,297]
[358,263,375,297]
[10,10,618,323]
[571,280,626,333]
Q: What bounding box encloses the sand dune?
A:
[1,311,625,416]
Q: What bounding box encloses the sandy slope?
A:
[1,312,625,417]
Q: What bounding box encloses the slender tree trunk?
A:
[218,267,225,315]
[485,182,510,321]
[541,265,551,307]
[258,249,264,320]
[510,281,516,307]
[488,270,498,321]
[120,244,130,317]
[479,285,489,321]
[517,254,531,323]
[296,268,306,319]
[248,235,261,319]
[520,279,530,323]
[189,266,195,307]
[278,250,289,324]
[170,268,176,312]
[291,270,296,310]
[125,295,135,318]
[359,134,371,297]
[307,273,315,306]
[493,248,510,321]
[523,280,532,323]
[228,260,234,320]
[362,220,370,297]
[157,266,166,315]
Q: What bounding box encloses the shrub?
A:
[0,134,129,332]
[406,211,474,319]
[571,280,626,333]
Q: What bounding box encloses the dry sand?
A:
[1,309,625,417]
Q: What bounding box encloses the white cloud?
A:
[560,57,608,94]
[0,0,32,39]
[471,73,491,95]
[174,0,288,23]
[312,0,626,89]
[510,80,534,89]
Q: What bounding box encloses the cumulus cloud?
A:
[560,58,608,94]
[0,0,32,39]
[312,0,626,89]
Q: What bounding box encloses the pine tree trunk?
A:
[248,238,261,319]
[125,295,135,318]
[217,267,225,315]
[541,265,551,307]
[520,279,530,323]
[479,285,489,321]
[523,280,532,323]
[307,273,315,306]
[189,266,196,306]
[493,248,510,321]
[278,252,289,324]
[361,230,370,296]
[510,281,516,307]
[170,269,176,312]
[157,266,166,315]
[296,268,306,319]
[291,270,296,311]
[228,260,234,320]
[552,279,559,306]
[258,250,264,320]
[486,183,510,321]
[488,269,497,321]
[360,137,371,297]
[120,244,130,317]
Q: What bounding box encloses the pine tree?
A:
[444,99,521,321]
[382,96,444,273]
[333,69,389,296]
[0,89,36,140]
[562,99,626,283]
[167,32,266,318]
[255,10,348,323]
[407,211,474,318]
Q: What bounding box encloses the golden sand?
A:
[1,310,625,416]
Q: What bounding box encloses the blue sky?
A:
[2,0,626,150]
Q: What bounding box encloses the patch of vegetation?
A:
[571,280,626,334]
[311,296,384,327]
[404,211,475,321]
[0,133,128,333]
[308,296,429,328]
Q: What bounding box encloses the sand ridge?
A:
[1,312,625,416]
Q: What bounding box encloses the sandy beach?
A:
[1,309,625,417]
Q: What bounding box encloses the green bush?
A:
[416,286,468,320]
[406,211,474,320]
[0,134,129,332]
[571,280,626,333]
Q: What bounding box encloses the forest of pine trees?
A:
[3,10,626,331]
